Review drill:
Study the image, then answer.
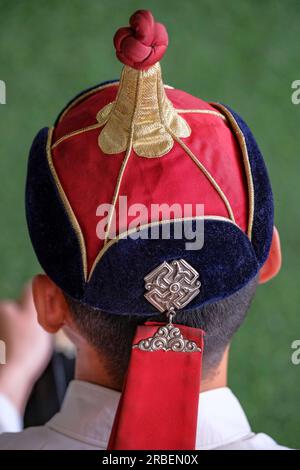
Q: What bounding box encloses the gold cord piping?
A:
[103,132,133,245]
[52,123,102,149]
[154,77,234,222]
[211,103,254,239]
[88,215,237,280]
[168,130,235,223]
[176,109,227,121]
[58,82,119,123]
[101,68,145,246]
[52,108,226,151]
[46,128,88,280]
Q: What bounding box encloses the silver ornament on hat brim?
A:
[133,259,201,353]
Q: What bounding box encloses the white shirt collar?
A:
[47,380,120,448]
[47,380,253,449]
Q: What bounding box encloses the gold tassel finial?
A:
[96,63,191,158]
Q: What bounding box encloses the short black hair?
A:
[65,275,258,387]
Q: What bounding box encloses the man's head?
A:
[25,13,278,320]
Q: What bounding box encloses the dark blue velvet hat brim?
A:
[84,220,259,315]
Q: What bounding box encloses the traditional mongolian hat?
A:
[25,10,274,449]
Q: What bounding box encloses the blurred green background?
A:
[0,0,299,447]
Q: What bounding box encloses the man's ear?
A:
[32,274,69,333]
[259,226,282,284]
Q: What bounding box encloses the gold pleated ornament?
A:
[96,63,191,158]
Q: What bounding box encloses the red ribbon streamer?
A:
[108,322,204,450]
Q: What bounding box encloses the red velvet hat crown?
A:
[25,10,274,315]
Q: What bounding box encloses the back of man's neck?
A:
[74,343,229,393]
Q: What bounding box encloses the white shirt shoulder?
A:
[216,433,290,450]
[0,426,100,450]
[0,382,292,450]
[196,388,291,450]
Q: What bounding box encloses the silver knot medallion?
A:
[133,259,201,353]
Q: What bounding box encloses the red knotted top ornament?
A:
[114,10,168,70]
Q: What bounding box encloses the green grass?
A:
[0,0,299,447]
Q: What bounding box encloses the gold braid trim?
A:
[168,130,235,223]
[103,132,133,244]
[88,215,236,281]
[58,82,119,123]
[46,127,88,281]
[51,109,226,150]
[101,67,147,245]
[176,109,227,121]
[52,123,102,149]
[153,77,235,223]
[211,103,254,239]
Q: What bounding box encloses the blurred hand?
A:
[0,283,53,413]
